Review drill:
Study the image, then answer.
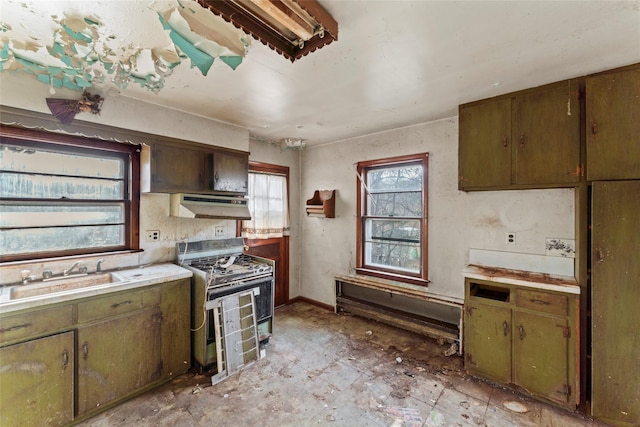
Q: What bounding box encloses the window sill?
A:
[355,268,429,287]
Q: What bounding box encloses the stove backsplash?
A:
[176,238,246,264]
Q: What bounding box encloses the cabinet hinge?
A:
[562,326,571,338]
[572,164,584,177]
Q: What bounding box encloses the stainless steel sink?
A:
[8,272,129,300]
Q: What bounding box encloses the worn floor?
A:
[77,302,609,427]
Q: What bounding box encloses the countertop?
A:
[0,263,193,315]
[462,264,580,294]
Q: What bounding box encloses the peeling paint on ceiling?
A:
[0,0,250,94]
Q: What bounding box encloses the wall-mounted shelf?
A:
[305,190,335,218]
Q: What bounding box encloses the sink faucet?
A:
[96,259,105,273]
[20,269,36,284]
[63,261,85,276]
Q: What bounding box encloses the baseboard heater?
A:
[335,275,462,348]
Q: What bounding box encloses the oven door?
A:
[202,275,274,369]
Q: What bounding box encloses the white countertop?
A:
[463,264,580,295]
[0,263,193,314]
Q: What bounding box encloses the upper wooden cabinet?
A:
[586,66,640,181]
[142,141,249,195]
[459,80,582,191]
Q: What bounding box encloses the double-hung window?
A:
[0,127,140,262]
[356,153,428,286]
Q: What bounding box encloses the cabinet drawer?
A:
[78,287,161,323]
[514,289,567,316]
[0,305,73,345]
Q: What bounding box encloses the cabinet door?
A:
[0,332,74,426]
[586,68,640,181]
[211,151,248,193]
[513,310,571,404]
[77,307,162,416]
[463,301,512,383]
[160,278,191,377]
[513,80,581,185]
[591,181,640,425]
[151,143,206,193]
[458,98,512,189]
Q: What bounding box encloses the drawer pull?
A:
[111,300,133,309]
[502,136,508,149]
[503,320,509,336]
[62,350,69,369]
[0,323,32,334]
[519,324,526,340]
[82,342,89,360]
[530,298,550,305]
[591,121,598,135]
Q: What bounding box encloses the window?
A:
[0,127,140,262]
[356,153,428,286]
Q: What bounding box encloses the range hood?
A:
[170,193,251,220]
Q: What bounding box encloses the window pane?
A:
[367,164,422,192]
[1,172,124,199]
[364,218,420,273]
[0,225,124,256]
[0,203,124,228]
[368,191,422,217]
[1,144,124,179]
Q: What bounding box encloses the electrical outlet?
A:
[506,232,516,245]
[215,226,225,237]
[146,230,160,242]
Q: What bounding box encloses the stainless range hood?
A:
[170,193,251,220]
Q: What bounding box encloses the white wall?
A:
[299,118,575,305]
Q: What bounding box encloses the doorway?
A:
[237,162,290,307]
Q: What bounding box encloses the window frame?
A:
[356,153,429,286]
[0,125,140,262]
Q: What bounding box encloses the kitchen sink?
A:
[8,272,129,300]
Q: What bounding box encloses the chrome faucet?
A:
[63,261,85,276]
[20,269,36,284]
[96,259,105,273]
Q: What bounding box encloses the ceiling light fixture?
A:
[198,0,338,61]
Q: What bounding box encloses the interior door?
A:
[239,162,290,307]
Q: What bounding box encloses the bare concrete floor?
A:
[77,302,609,427]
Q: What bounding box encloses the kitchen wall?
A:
[299,118,575,305]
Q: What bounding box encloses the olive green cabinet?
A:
[464,279,578,407]
[459,80,581,190]
[0,277,191,424]
[143,141,249,194]
[77,307,162,416]
[591,180,640,426]
[586,67,640,181]
[0,332,74,426]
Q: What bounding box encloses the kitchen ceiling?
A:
[1,1,639,146]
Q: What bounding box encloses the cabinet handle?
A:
[0,322,32,334]
[502,320,509,336]
[62,350,69,369]
[591,121,598,135]
[518,324,525,340]
[519,134,526,147]
[529,298,550,305]
[82,342,89,360]
[111,300,132,309]
[595,247,605,263]
[502,136,508,149]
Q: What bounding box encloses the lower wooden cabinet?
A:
[0,277,191,424]
[463,278,578,407]
[77,307,162,416]
[0,332,74,427]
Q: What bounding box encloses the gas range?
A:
[176,238,276,373]
[177,238,273,288]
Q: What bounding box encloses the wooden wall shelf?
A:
[305,190,335,218]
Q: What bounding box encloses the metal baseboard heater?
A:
[170,193,251,220]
